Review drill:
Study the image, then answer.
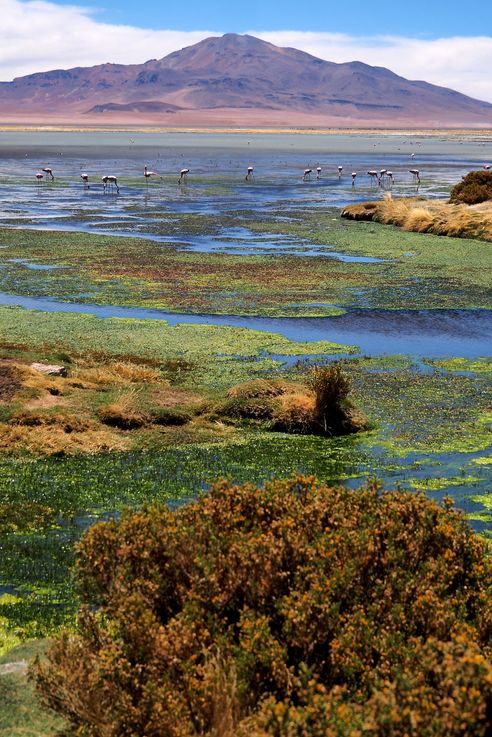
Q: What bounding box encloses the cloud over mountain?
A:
[1,1,492,104]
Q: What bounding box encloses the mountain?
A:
[1,33,491,127]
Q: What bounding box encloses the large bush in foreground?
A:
[32,477,492,736]
[449,170,492,205]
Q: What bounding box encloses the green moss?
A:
[407,475,481,491]
[472,456,492,466]
[425,357,492,373]
[470,493,492,510]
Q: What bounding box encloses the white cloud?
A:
[1,1,491,104]
[256,31,492,103]
[0,0,214,80]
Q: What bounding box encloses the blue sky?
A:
[49,0,491,37]
[1,0,492,101]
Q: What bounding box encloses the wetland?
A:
[0,132,490,728]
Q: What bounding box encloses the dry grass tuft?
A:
[342,194,492,241]
[271,391,315,434]
[10,410,96,433]
[0,423,126,455]
[402,207,435,233]
[97,390,150,430]
[72,361,162,386]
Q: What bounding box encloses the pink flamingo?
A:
[80,174,89,188]
[316,166,322,179]
[42,167,54,181]
[178,168,190,184]
[303,168,312,181]
[351,172,357,186]
[337,165,343,178]
[35,172,43,184]
[144,165,159,184]
[245,166,254,181]
[367,170,378,186]
[409,169,421,184]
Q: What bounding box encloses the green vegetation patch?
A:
[1,214,491,313]
[425,357,492,373]
[0,306,355,391]
[407,475,481,491]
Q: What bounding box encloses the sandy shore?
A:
[1,124,492,137]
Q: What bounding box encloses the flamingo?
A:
[351,172,357,187]
[178,168,190,184]
[483,164,491,170]
[144,165,159,184]
[316,166,322,179]
[245,166,254,181]
[102,175,120,194]
[379,169,387,185]
[337,165,343,178]
[409,169,421,184]
[80,173,89,189]
[35,172,43,184]
[42,167,54,181]
[367,170,379,186]
[303,168,312,181]
[386,171,394,187]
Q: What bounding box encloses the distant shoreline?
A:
[1,125,492,137]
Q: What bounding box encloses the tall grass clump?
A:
[32,476,492,737]
[220,367,367,436]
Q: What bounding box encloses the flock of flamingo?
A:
[33,162,491,193]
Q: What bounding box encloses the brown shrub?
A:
[32,476,492,737]
[450,170,492,205]
[308,364,367,435]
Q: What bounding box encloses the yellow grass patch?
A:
[0,424,127,455]
[72,360,162,386]
[342,195,492,241]
[272,390,316,433]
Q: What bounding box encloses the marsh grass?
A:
[342,194,492,241]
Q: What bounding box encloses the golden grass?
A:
[13,364,65,396]
[402,207,435,233]
[341,195,492,241]
[0,354,191,454]
[72,360,162,386]
[0,424,126,455]
[271,391,316,433]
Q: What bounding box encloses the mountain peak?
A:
[1,32,491,127]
